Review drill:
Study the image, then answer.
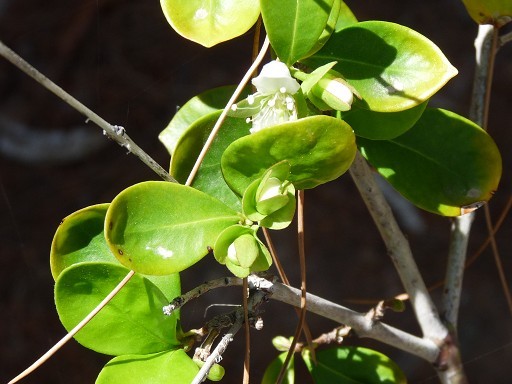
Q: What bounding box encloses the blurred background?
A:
[0,0,511,382]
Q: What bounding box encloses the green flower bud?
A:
[309,71,354,112]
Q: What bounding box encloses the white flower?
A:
[252,61,300,94]
[247,61,300,134]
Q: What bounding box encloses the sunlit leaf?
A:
[50,203,181,301]
[358,108,502,216]
[105,181,240,275]
[222,115,356,195]
[170,111,249,210]
[97,349,199,384]
[160,0,260,47]
[55,262,180,355]
[261,0,337,65]
[302,21,458,112]
[302,346,407,383]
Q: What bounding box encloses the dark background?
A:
[1,1,511,382]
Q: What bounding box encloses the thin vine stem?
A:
[185,36,270,186]
[277,190,307,384]
[8,270,136,384]
[0,40,175,183]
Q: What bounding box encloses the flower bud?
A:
[309,71,354,112]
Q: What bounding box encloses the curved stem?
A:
[8,270,135,384]
[185,36,270,186]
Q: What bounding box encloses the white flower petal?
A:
[252,61,300,95]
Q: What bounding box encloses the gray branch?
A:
[0,39,176,182]
[349,152,448,343]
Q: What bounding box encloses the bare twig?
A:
[0,40,175,183]
[163,276,242,316]
[442,24,501,331]
[264,276,440,362]
[442,214,475,329]
[349,152,447,342]
[8,270,136,384]
[191,286,268,384]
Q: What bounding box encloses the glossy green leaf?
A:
[171,111,249,210]
[461,0,512,27]
[302,21,458,112]
[105,181,240,275]
[302,347,406,384]
[50,204,116,280]
[97,349,199,384]
[222,115,356,195]
[262,352,295,384]
[358,108,502,216]
[340,100,428,140]
[261,0,337,65]
[55,262,180,355]
[159,85,248,156]
[50,203,181,301]
[160,0,260,47]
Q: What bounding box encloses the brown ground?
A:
[1,1,511,383]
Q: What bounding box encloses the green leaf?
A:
[302,21,458,112]
[50,203,181,301]
[97,349,199,384]
[50,204,116,280]
[159,85,248,156]
[171,111,250,211]
[335,1,358,31]
[340,100,428,140]
[262,352,295,384]
[160,0,260,47]
[55,262,180,355]
[358,108,502,216]
[105,181,240,275]
[461,0,512,27]
[222,115,356,195]
[260,0,337,65]
[302,346,406,384]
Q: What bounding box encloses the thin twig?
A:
[442,24,499,331]
[442,214,475,329]
[349,152,447,342]
[185,36,270,186]
[277,190,307,384]
[191,287,268,384]
[8,270,136,384]
[163,276,242,316]
[0,40,175,183]
[242,278,250,384]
